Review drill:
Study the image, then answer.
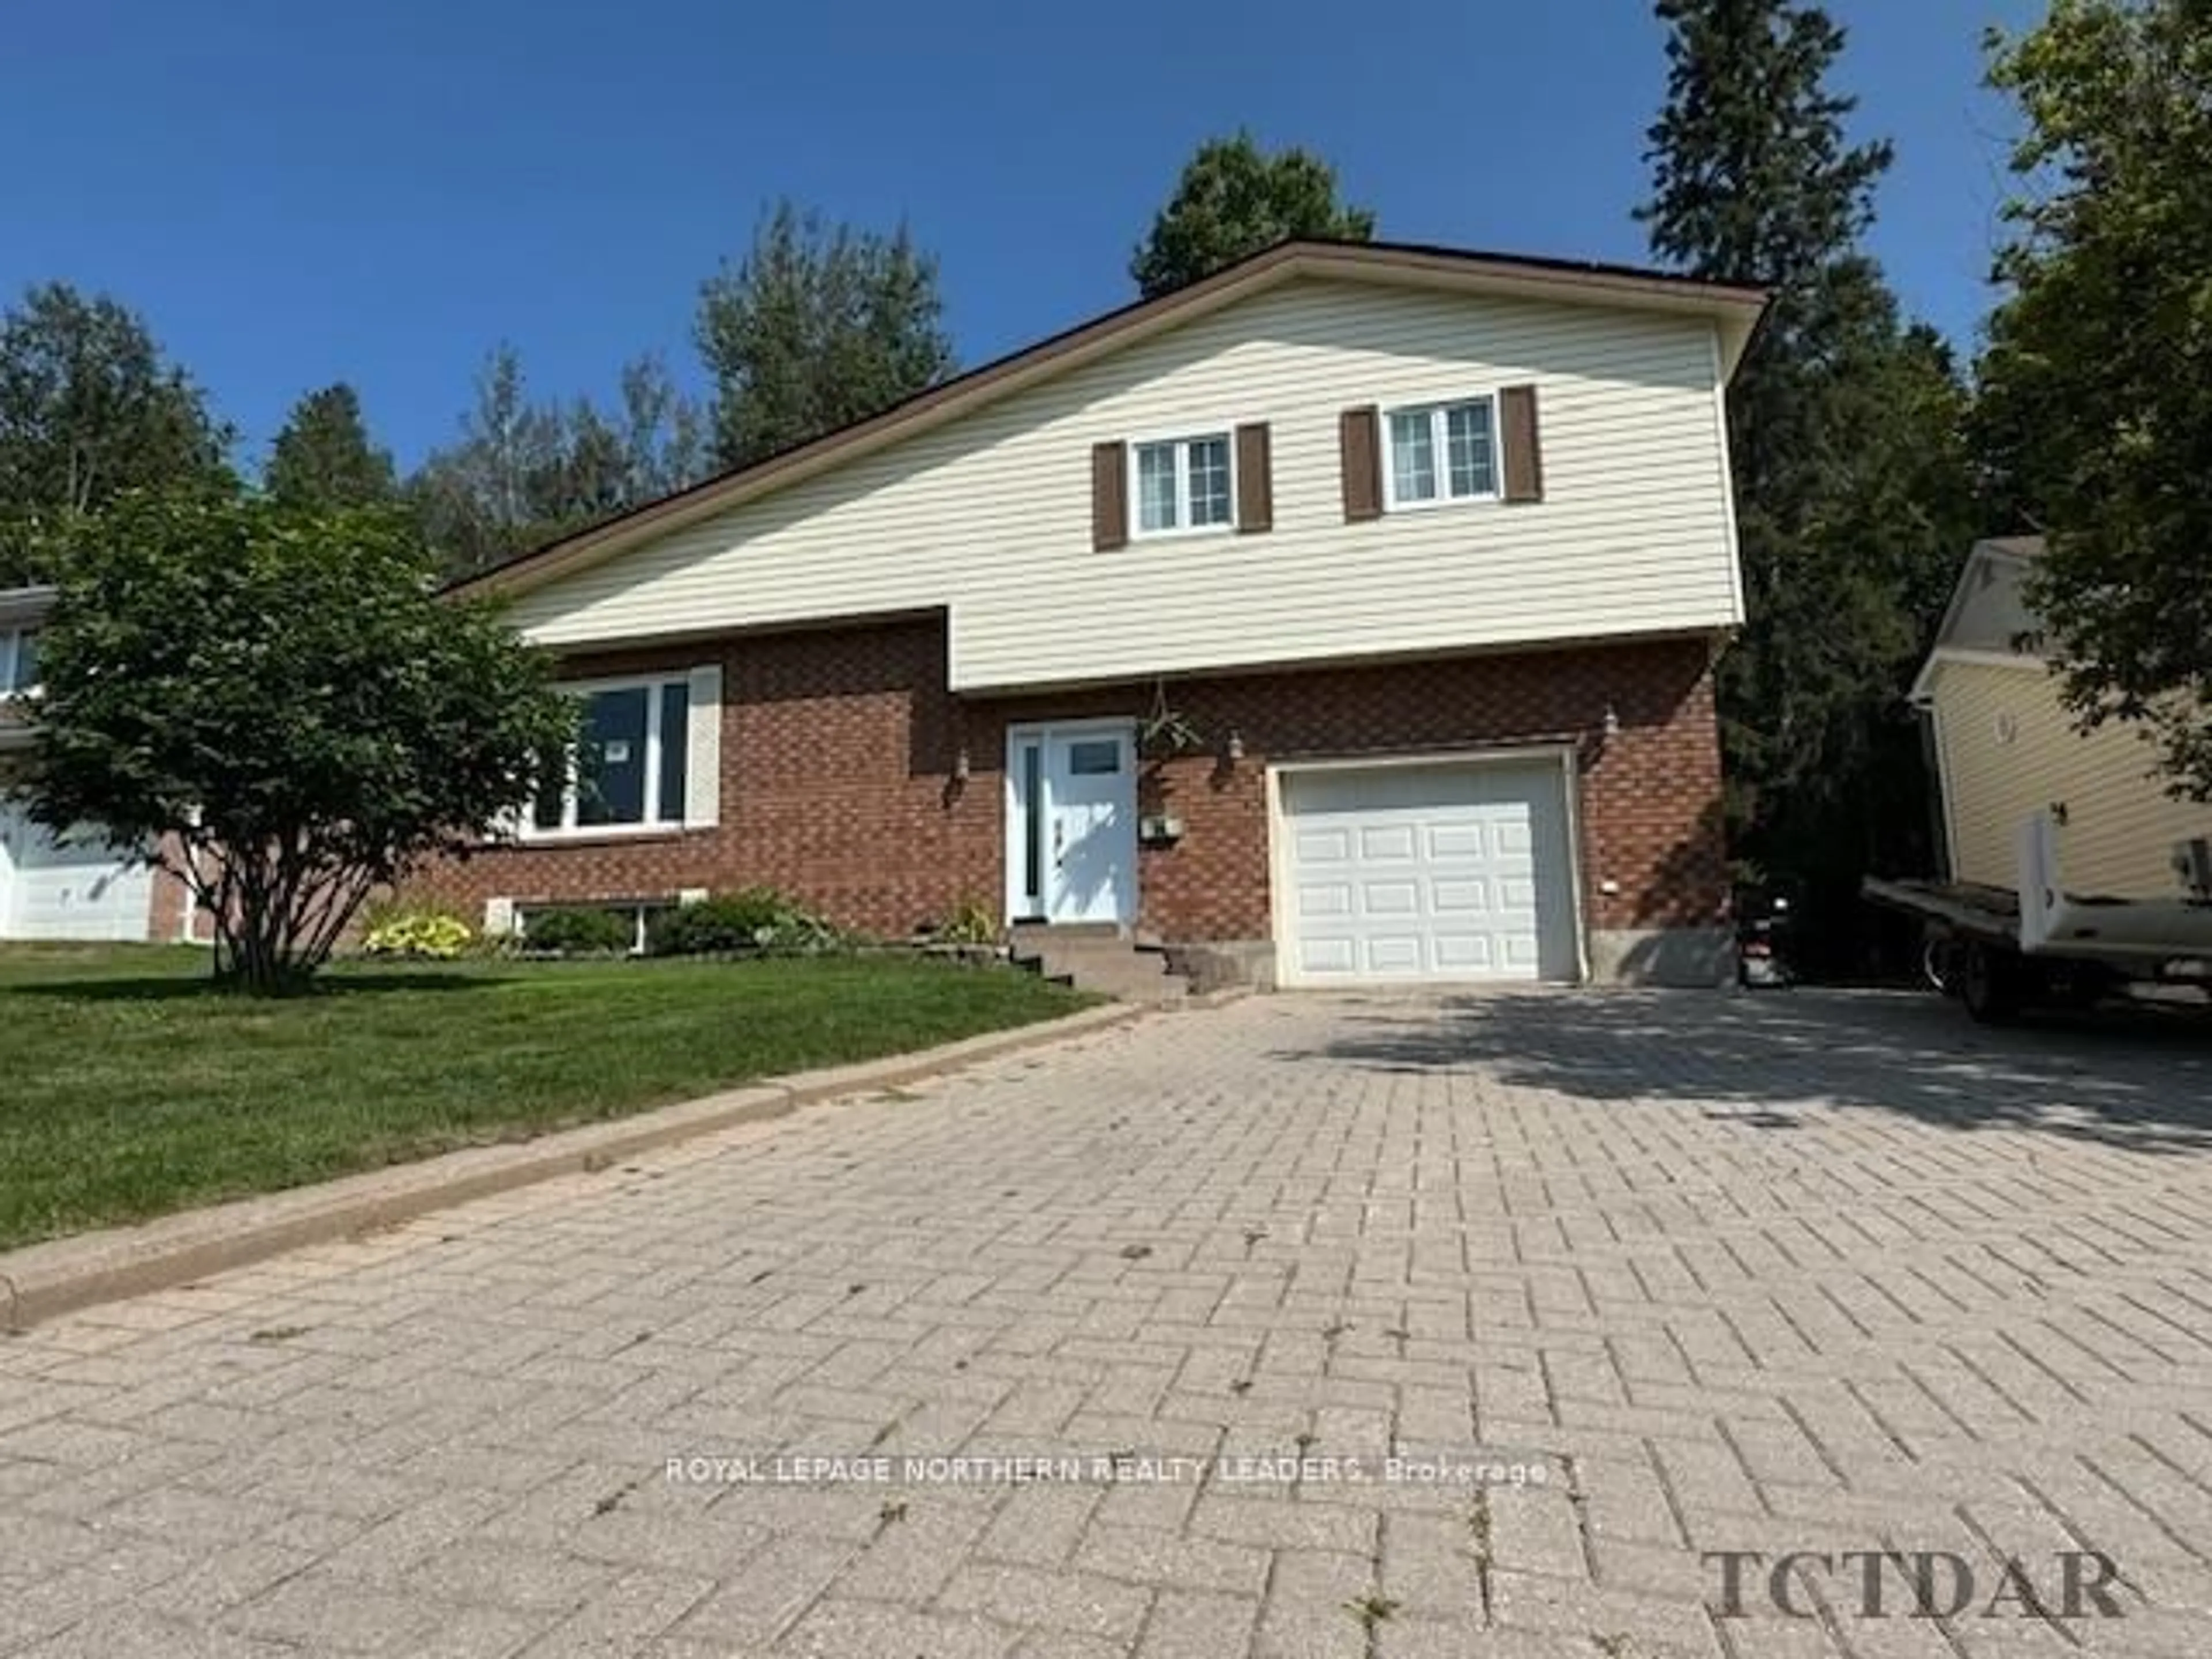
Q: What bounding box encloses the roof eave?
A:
[1911,536,2054,700]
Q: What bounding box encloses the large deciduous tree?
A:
[1979,0,2212,800]
[1640,0,1982,971]
[0,283,231,581]
[23,494,574,993]
[1131,133,1375,299]
[696,201,956,470]
[266,382,397,511]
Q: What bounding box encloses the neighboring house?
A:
[1911,536,2210,899]
[0,585,195,943]
[426,240,1767,987]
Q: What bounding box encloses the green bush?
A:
[649,887,840,956]
[522,907,635,956]
[362,907,475,960]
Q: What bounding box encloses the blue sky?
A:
[3,0,2042,474]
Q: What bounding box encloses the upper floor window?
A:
[1132,434,1233,536]
[530,675,690,835]
[0,627,39,696]
[1385,396,1498,510]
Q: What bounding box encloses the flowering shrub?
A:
[362,908,475,960]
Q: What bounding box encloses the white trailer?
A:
[1864,813,2212,1022]
[1868,537,2212,1021]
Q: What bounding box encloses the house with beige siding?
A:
[1912,536,2211,900]
[428,239,1767,988]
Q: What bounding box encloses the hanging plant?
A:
[1138,679,1206,757]
[1140,709,1206,757]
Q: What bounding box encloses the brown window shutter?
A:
[1234,423,1272,533]
[1500,384,1544,503]
[1340,406,1382,522]
[1092,441,1128,550]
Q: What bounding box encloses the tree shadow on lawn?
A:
[3,971,499,1004]
[1274,986,2212,1156]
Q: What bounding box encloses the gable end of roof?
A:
[452,238,1768,603]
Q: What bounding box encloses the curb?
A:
[1183,984,1259,1010]
[0,1001,1143,1333]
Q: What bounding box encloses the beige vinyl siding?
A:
[509,278,1741,692]
[1931,658,2211,896]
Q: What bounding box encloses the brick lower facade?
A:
[408,618,1729,978]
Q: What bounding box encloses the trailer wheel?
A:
[1959,942,2022,1024]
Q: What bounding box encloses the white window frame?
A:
[525,672,690,840]
[0,626,38,699]
[1381,395,1502,513]
[1128,430,1237,540]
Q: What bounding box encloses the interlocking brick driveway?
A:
[5,988,2212,1658]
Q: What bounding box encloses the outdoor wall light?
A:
[1225,728,1245,763]
[953,746,972,782]
[1601,704,1621,740]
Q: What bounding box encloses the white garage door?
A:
[0,806,154,941]
[1279,760,1580,985]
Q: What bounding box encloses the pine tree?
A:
[1640,0,1982,969]
[266,383,397,512]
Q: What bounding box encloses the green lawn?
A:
[0,945,1091,1251]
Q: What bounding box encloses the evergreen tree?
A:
[1640,0,1982,969]
[696,202,956,471]
[266,383,397,511]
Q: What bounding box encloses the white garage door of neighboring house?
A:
[1278,759,1581,986]
[0,807,154,942]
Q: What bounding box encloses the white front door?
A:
[1005,724,1138,925]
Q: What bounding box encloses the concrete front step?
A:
[1010,923,1167,949]
[1009,927,1190,1006]
[1018,961,1189,1005]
